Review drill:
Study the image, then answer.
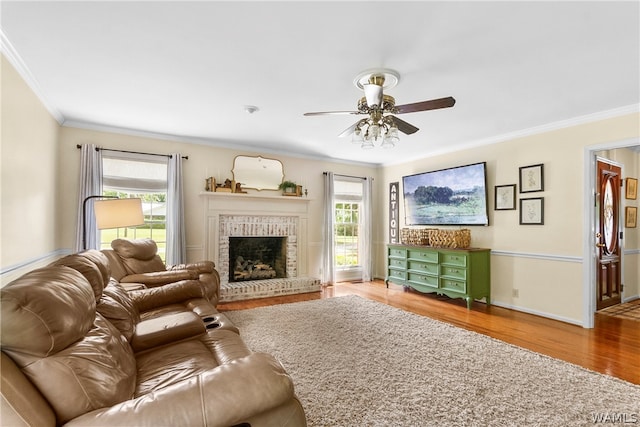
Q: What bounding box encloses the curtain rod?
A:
[323,172,373,180]
[76,144,188,160]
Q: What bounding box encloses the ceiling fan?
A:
[304,69,456,148]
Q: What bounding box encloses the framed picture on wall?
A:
[519,197,544,225]
[519,164,544,193]
[495,184,516,210]
[626,206,637,228]
[626,178,637,200]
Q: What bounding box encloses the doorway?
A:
[594,158,622,310]
[583,140,639,328]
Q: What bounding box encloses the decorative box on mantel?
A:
[199,192,319,301]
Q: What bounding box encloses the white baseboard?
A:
[489,300,584,326]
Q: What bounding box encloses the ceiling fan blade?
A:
[304,110,360,116]
[363,83,383,107]
[338,121,361,138]
[395,96,456,114]
[389,115,419,135]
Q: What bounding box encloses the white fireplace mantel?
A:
[199,191,311,203]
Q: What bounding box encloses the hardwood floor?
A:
[218,280,640,385]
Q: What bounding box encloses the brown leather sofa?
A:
[1,250,306,427]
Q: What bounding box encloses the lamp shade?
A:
[94,198,145,230]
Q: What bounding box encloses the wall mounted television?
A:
[402,162,489,226]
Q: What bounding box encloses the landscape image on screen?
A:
[403,162,489,226]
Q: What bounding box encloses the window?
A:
[101,153,168,260]
[334,178,364,281]
[335,202,359,268]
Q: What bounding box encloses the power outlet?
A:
[512,289,520,298]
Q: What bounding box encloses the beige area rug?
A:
[598,299,640,322]
[226,295,640,426]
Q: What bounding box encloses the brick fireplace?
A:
[201,192,320,301]
[218,215,298,286]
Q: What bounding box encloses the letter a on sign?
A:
[389,182,399,243]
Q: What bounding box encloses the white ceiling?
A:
[2,1,639,166]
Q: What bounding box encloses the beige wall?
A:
[377,114,640,323]
[56,126,379,279]
[2,53,639,325]
[1,55,61,279]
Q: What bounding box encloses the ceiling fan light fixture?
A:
[388,126,400,142]
[361,140,375,149]
[351,128,364,144]
[304,68,455,150]
[381,136,395,149]
[368,123,380,140]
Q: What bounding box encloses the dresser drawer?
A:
[441,252,467,267]
[440,266,467,280]
[388,269,407,281]
[407,249,438,263]
[389,247,407,258]
[407,260,438,275]
[408,272,438,287]
[440,278,467,293]
[389,258,407,269]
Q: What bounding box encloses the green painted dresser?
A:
[385,244,491,309]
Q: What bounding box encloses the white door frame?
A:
[582,138,639,328]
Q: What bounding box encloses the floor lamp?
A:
[82,196,145,250]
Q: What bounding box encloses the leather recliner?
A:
[0,250,306,427]
[101,238,220,304]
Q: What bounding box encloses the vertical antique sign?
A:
[389,182,399,243]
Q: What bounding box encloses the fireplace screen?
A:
[229,237,287,282]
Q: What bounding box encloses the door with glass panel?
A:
[595,158,622,310]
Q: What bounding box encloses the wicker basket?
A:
[429,229,471,249]
[400,228,434,246]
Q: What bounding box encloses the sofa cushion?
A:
[50,252,107,301]
[111,238,166,274]
[101,249,129,281]
[1,266,96,356]
[77,250,112,286]
[21,314,136,424]
[112,238,158,260]
[135,337,222,396]
[97,280,140,341]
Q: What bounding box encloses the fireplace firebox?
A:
[229,237,287,282]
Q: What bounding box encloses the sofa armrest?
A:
[129,280,205,312]
[120,270,199,286]
[167,261,215,274]
[131,311,205,353]
[64,353,298,427]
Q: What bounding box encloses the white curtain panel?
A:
[166,153,186,265]
[321,172,336,285]
[75,144,103,252]
[361,177,374,282]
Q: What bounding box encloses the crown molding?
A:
[382,104,640,166]
[61,119,382,168]
[1,29,64,124]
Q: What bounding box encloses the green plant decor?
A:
[278,180,298,193]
